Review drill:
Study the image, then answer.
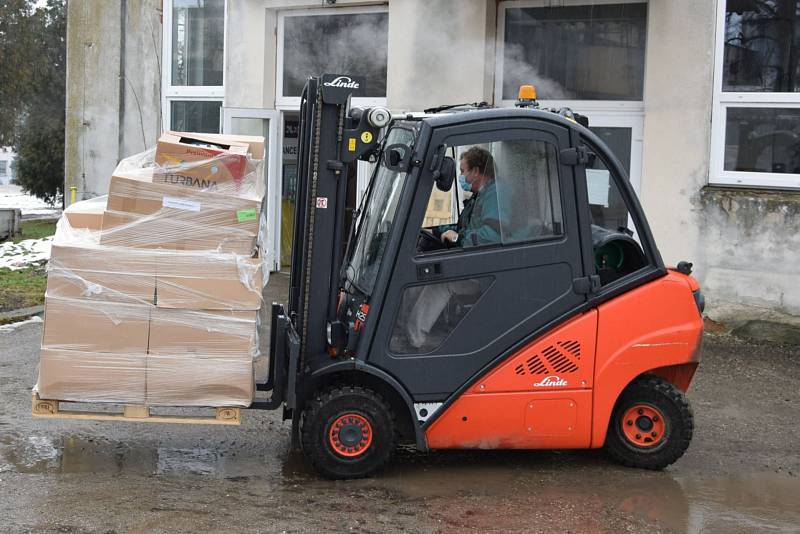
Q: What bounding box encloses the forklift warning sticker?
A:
[316,197,328,209]
[162,196,201,212]
[360,131,373,144]
[236,208,258,222]
[348,138,357,152]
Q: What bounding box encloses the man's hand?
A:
[441,230,459,244]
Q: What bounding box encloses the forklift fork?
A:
[253,303,299,412]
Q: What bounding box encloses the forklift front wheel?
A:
[605,376,694,470]
[300,385,396,479]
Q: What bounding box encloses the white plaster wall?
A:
[640,0,800,321]
[225,0,267,108]
[65,0,161,203]
[120,1,163,157]
[638,0,716,273]
[65,1,123,201]
[386,0,494,110]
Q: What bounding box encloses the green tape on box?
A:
[236,208,258,223]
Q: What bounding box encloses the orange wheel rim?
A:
[328,413,373,458]
[621,404,666,448]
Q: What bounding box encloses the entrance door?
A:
[368,119,589,400]
[222,107,280,270]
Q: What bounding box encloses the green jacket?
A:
[438,180,501,247]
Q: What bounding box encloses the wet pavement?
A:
[1,273,799,532]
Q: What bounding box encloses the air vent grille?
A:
[516,341,581,376]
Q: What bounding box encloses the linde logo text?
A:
[533,376,568,387]
[324,76,360,89]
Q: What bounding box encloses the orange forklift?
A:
[258,75,704,479]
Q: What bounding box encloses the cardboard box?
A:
[41,297,151,353]
[145,354,253,407]
[106,174,261,234]
[155,252,263,310]
[100,210,257,255]
[46,270,154,304]
[169,131,265,160]
[154,132,250,191]
[37,348,146,404]
[148,308,258,356]
[47,244,156,304]
[63,197,107,231]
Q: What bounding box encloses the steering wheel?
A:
[417,228,445,253]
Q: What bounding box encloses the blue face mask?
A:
[458,174,471,192]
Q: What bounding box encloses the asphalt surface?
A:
[1,273,799,533]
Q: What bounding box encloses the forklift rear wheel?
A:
[301,385,396,479]
[605,376,693,470]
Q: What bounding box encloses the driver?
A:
[402,147,501,350]
[435,146,501,247]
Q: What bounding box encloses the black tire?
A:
[605,376,693,470]
[300,385,396,479]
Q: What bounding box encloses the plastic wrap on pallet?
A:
[34,296,259,407]
[116,142,265,200]
[35,134,269,408]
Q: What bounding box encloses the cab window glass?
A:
[390,277,490,354]
[417,139,563,254]
[584,146,647,285]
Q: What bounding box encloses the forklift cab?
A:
[268,76,703,479]
[339,110,657,397]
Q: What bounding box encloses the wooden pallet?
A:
[31,393,241,426]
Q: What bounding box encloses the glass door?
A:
[222,107,280,271]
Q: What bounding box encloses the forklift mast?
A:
[286,75,386,375]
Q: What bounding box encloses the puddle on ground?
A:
[0,434,271,479]
[366,456,800,533]
[1,435,798,532]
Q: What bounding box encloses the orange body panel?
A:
[426,390,593,449]
[426,311,597,449]
[425,272,703,451]
[590,272,703,448]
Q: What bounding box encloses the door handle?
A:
[417,263,442,280]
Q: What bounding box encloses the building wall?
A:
[65,0,161,203]
[386,0,495,110]
[0,148,15,186]
[65,0,800,323]
[640,0,800,320]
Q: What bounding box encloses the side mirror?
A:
[435,156,456,192]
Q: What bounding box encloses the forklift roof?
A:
[406,106,591,134]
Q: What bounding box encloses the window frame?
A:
[415,130,569,258]
[709,0,800,189]
[495,0,648,112]
[161,0,227,133]
[275,6,389,110]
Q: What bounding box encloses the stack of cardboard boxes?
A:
[36,132,266,407]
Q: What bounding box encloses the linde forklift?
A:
[258,74,704,479]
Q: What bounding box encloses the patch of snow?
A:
[0,315,43,333]
[0,184,61,218]
[0,236,52,270]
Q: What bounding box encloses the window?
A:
[162,0,225,133]
[496,1,648,197]
[583,142,647,286]
[498,2,647,101]
[711,0,800,188]
[0,161,6,176]
[276,7,389,108]
[417,139,563,253]
[170,100,222,133]
[390,277,489,354]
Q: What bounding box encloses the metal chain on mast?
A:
[299,87,325,364]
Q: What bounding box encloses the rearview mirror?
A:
[435,156,456,192]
